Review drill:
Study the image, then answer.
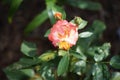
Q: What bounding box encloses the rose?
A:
[48,20,78,50]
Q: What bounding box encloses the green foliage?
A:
[8,0,23,23]
[4,57,40,80]
[71,60,86,75]
[79,31,93,38]
[38,51,57,62]
[69,50,86,60]
[7,0,103,35]
[87,43,110,62]
[92,63,110,80]
[24,10,48,34]
[39,63,55,80]
[110,55,120,69]
[4,0,120,79]
[21,41,37,57]
[111,72,120,80]
[45,0,66,24]
[4,69,28,80]
[57,54,70,76]
[4,16,120,79]
[67,0,102,11]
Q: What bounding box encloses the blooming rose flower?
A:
[48,20,78,50]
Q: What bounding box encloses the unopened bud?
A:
[54,12,62,20]
[74,17,83,25]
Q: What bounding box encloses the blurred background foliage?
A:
[0,0,120,80]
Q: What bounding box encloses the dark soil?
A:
[0,0,120,80]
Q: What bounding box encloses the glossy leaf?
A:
[110,55,120,69]
[4,58,40,71]
[91,20,106,34]
[8,0,23,23]
[21,41,37,57]
[102,64,110,80]
[4,65,36,80]
[78,20,87,30]
[92,63,110,80]
[79,31,93,38]
[68,0,102,11]
[38,51,57,62]
[24,10,48,34]
[111,72,120,80]
[4,69,28,80]
[39,63,55,80]
[69,50,86,60]
[73,20,106,55]
[71,60,86,75]
[58,50,67,56]
[45,0,56,24]
[20,69,35,77]
[57,54,69,76]
[47,8,56,24]
[84,63,93,80]
[87,43,110,62]
[95,43,110,62]
[92,63,103,80]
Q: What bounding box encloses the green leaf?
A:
[78,20,87,30]
[44,29,50,37]
[57,54,70,76]
[4,58,40,80]
[69,50,86,60]
[20,69,35,77]
[110,55,120,69]
[38,51,57,62]
[58,50,67,56]
[4,69,28,80]
[84,63,94,80]
[45,0,56,7]
[79,31,93,38]
[4,68,35,80]
[68,0,102,11]
[45,0,56,24]
[92,63,103,80]
[102,64,110,80]
[39,62,55,80]
[92,20,106,34]
[24,10,48,34]
[4,58,40,71]
[47,8,56,24]
[8,0,23,23]
[87,43,110,61]
[111,72,120,80]
[92,63,110,80]
[95,43,110,62]
[21,41,37,57]
[71,60,86,75]
[74,20,106,54]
